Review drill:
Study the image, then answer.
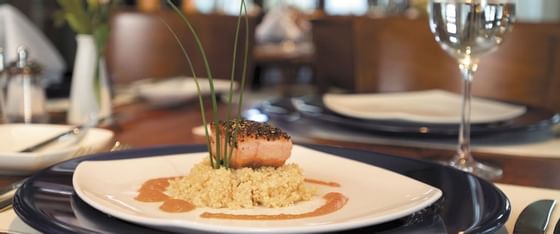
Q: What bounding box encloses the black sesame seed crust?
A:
[210,119,291,142]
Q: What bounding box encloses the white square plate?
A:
[0,124,113,175]
[73,145,442,233]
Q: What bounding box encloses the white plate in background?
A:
[135,77,236,106]
[73,145,442,233]
[0,124,113,175]
[323,90,527,124]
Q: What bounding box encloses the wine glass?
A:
[427,0,515,180]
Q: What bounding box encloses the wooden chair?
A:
[475,22,560,112]
[106,9,257,85]
[311,16,560,112]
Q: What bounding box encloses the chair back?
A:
[312,16,560,111]
[106,10,257,85]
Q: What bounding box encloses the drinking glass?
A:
[427,0,515,180]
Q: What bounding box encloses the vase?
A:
[67,34,112,125]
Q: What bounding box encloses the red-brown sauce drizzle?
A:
[304,178,340,187]
[135,177,172,202]
[134,177,195,212]
[134,176,347,218]
[160,199,196,212]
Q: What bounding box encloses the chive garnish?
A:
[158,18,214,168]
[166,0,248,169]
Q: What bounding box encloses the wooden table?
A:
[111,100,560,190]
[3,99,558,191]
[2,98,560,234]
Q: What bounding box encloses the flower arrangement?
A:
[56,0,117,107]
[165,0,249,169]
[55,0,118,124]
[55,0,116,57]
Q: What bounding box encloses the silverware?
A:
[18,117,107,153]
[109,141,131,152]
[513,199,556,234]
[0,178,27,212]
[554,217,560,234]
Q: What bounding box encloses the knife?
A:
[18,116,107,153]
[513,199,556,234]
[0,178,27,212]
[553,217,560,234]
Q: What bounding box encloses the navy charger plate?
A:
[258,96,559,138]
[13,144,509,233]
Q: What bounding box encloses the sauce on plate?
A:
[135,176,347,218]
[304,178,340,187]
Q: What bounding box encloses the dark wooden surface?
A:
[0,100,558,200]
[116,103,560,189]
[70,101,560,190]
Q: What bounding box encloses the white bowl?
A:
[0,124,114,175]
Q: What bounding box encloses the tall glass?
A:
[427,0,515,180]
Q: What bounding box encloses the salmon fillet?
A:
[210,120,292,168]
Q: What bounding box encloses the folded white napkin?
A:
[0,4,66,85]
[324,90,527,124]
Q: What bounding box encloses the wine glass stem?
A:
[453,60,478,169]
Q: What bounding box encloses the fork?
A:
[109,141,131,152]
[0,179,26,213]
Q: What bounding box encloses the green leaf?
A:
[64,13,91,34]
[93,24,110,55]
[57,0,93,33]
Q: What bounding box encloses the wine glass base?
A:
[447,160,503,181]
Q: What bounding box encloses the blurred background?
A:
[1,0,559,112]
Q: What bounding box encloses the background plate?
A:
[134,77,234,107]
[323,90,526,124]
[14,144,509,233]
[258,96,559,138]
[0,124,114,175]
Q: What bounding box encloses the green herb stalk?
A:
[227,1,250,168]
[159,19,214,168]
[166,0,249,169]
